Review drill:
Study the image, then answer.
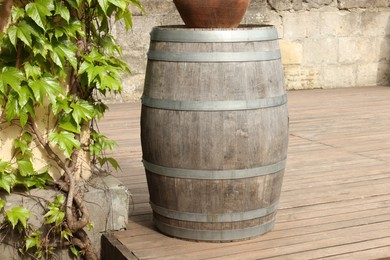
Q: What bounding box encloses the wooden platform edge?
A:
[101,233,138,260]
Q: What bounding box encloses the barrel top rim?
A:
[152,24,276,31]
[150,24,279,43]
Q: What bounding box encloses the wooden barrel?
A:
[141,25,288,242]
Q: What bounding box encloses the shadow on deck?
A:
[99,86,390,260]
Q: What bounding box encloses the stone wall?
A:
[111,0,390,102]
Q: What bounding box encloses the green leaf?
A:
[108,0,127,10]
[14,132,33,154]
[14,139,29,156]
[0,173,17,194]
[65,0,82,9]
[7,25,17,47]
[0,67,24,93]
[97,0,109,14]
[6,206,31,229]
[97,157,120,170]
[16,21,35,48]
[94,102,109,120]
[78,60,92,76]
[86,65,106,85]
[129,0,144,12]
[90,131,117,155]
[26,0,54,30]
[32,36,52,58]
[52,41,77,69]
[0,160,13,173]
[19,110,29,128]
[24,63,41,80]
[70,246,80,257]
[99,35,122,56]
[16,172,52,189]
[48,131,81,158]
[22,132,33,142]
[53,195,65,206]
[117,9,133,30]
[71,100,94,124]
[44,206,65,225]
[11,7,25,22]
[17,159,34,176]
[25,231,42,252]
[51,97,71,115]
[36,164,51,175]
[62,20,84,39]
[0,200,5,211]
[55,2,70,22]
[29,76,63,105]
[59,114,81,133]
[18,85,33,108]
[99,74,122,92]
[50,48,62,68]
[61,228,73,241]
[5,94,19,122]
[87,222,94,231]
[23,100,36,119]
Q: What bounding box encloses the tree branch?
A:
[0,0,12,33]
[29,118,69,174]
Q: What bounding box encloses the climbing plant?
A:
[0,0,142,259]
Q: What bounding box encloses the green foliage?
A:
[25,230,42,252]
[44,195,65,225]
[0,199,5,211]
[90,130,120,170]
[70,245,82,257]
[0,0,142,257]
[0,0,141,187]
[6,206,31,230]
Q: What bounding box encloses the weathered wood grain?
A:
[140,26,288,241]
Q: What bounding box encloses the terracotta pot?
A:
[173,0,250,28]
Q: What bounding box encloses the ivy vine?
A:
[0,0,142,259]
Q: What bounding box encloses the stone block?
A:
[338,0,389,9]
[245,9,283,34]
[106,1,390,102]
[304,0,334,9]
[0,174,130,259]
[283,11,322,39]
[85,174,130,232]
[320,11,360,37]
[137,0,177,15]
[279,39,303,65]
[322,65,356,87]
[376,61,390,85]
[244,1,269,24]
[338,37,379,64]
[267,0,292,11]
[378,37,390,62]
[284,65,321,89]
[303,38,338,65]
[360,11,390,37]
[292,0,303,11]
[357,63,381,86]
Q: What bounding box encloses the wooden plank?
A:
[127,217,390,259]
[99,86,390,259]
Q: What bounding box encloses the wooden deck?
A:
[99,86,390,259]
